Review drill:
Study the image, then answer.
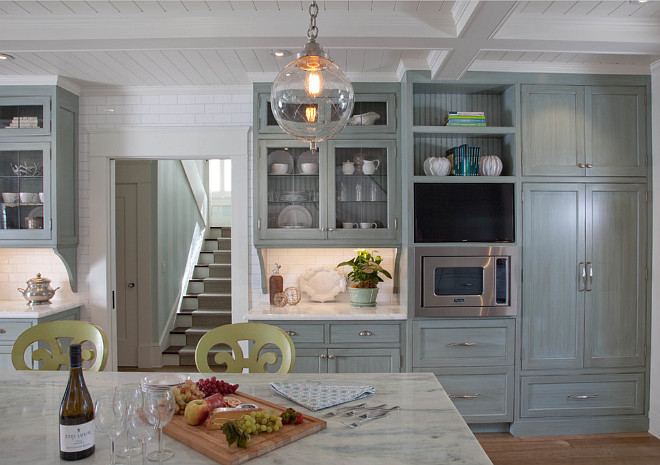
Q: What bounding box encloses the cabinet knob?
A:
[586,163,593,168]
[285,330,297,336]
[359,330,373,337]
[0,328,5,334]
[328,354,335,359]
[327,228,334,231]
[577,163,587,168]
[320,227,327,231]
[127,283,135,288]
[320,354,327,359]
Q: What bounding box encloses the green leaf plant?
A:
[337,249,392,289]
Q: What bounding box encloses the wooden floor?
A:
[476,432,660,465]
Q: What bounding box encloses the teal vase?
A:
[348,287,378,307]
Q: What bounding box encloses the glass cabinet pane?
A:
[266,147,320,230]
[334,146,388,230]
[0,104,44,130]
[0,148,45,230]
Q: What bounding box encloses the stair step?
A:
[202,239,220,252]
[197,293,231,310]
[204,277,231,293]
[163,345,184,355]
[209,264,231,278]
[208,227,231,239]
[198,251,216,265]
[181,296,199,311]
[187,280,204,294]
[171,327,187,334]
[213,250,231,264]
[185,326,221,346]
[193,265,209,279]
[216,237,231,251]
[191,309,232,326]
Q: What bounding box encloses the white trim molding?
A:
[649,59,659,439]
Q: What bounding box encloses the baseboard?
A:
[510,416,649,437]
[469,423,511,433]
[649,405,660,438]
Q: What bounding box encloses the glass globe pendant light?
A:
[270,1,355,150]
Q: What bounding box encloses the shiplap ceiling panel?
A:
[0,1,658,88]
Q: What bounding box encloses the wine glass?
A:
[144,386,175,462]
[114,384,143,460]
[128,404,156,465]
[95,394,129,465]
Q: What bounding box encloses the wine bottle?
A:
[59,343,95,461]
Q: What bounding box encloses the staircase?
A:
[163,226,232,367]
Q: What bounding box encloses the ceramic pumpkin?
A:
[479,155,503,176]
[431,156,452,176]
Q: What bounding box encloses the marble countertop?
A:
[0,371,492,465]
[0,300,85,318]
[247,301,407,320]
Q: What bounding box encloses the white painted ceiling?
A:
[0,1,658,89]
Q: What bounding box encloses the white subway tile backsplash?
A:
[195,95,213,104]
[159,95,177,104]
[141,95,160,104]
[213,95,232,104]
[177,95,195,104]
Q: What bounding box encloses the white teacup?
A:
[19,192,39,203]
[2,193,17,204]
[271,163,288,174]
[300,163,318,174]
[342,222,358,229]
[360,222,377,229]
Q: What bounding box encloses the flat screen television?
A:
[414,183,515,243]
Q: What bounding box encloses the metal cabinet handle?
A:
[320,354,327,359]
[586,262,593,291]
[327,228,334,231]
[447,341,479,347]
[578,262,586,291]
[577,163,587,168]
[568,394,598,399]
[586,163,593,168]
[0,328,6,334]
[320,227,327,232]
[449,394,480,399]
[285,330,297,336]
[359,331,373,336]
[328,354,335,359]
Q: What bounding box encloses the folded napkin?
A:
[269,382,375,411]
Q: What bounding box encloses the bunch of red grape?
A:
[197,376,239,397]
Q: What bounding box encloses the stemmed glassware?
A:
[127,401,157,465]
[95,394,129,465]
[114,384,143,460]
[143,386,176,462]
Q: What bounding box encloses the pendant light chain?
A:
[307,1,319,40]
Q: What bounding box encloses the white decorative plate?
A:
[278,205,312,229]
[298,266,347,302]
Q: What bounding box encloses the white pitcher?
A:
[362,159,380,175]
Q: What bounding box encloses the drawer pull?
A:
[285,330,297,336]
[0,328,5,334]
[577,163,586,168]
[447,341,479,347]
[568,394,598,400]
[320,354,327,359]
[359,331,373,337]
[328,355,335,359]
[449,394,480,399]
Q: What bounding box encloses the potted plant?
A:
[337,249,392,307]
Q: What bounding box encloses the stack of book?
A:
[446,144,481,176]
[445,111,486,127]
[8,116,39,129]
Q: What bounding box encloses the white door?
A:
[115,183,139,366]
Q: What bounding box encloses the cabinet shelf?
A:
[412,126,515,136]
[413,175,516,184]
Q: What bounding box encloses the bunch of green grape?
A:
[235,410,283,435]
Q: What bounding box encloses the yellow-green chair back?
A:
[12,320,108,371]
[195,322,295,374]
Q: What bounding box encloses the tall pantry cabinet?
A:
[515,79,649,436]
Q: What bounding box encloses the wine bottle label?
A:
[60,420,95,452]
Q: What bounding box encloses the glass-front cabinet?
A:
[0,142,50,239]
[0,97,51,136]
[255,139,398,245]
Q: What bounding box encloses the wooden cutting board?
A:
[163,391,327,465]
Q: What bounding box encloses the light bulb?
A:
[306,71,323,97]
[305,106,317,123]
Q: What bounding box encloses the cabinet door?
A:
[585,87,647,177]
[327,348,400,373]
[290,348,327,373]
[328,139,398,241]
[0,96,51,136]
[522,85,585,176]
[585,184,646,368]
[0,142,51,240]
[256,140,327,241]
[522,184,585,370]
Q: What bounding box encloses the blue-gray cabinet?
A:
[521,85,647,177]
[0,86,79,291]
[252,320,404,374]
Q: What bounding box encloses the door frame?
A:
[89,126,250,370]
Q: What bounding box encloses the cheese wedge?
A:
[206,407,262,430]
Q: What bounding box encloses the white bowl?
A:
[300,163,318,174]
[271,163,288,174]
[2,193,17,204]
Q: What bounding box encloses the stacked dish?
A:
[280,191,307,202]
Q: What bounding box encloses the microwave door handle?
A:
[578,262,586,291]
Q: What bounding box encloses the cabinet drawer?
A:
[274,324,324,344]
[521,374,645,418]
[416,367,513,423]
[0,320,32,343]
[329,323,400,344]
[413,319,514,367]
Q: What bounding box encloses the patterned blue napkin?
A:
[269,382,375,411]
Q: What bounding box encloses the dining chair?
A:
[11,320,109,371]
[194,322,295,374]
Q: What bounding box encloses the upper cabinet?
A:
[0,86,79,291]
[522,85,647,177]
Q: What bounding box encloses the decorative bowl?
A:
[348,112,380,126]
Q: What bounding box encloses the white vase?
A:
[431,157,451,176]
[479,155,503,176]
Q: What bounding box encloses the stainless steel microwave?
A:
[415,246,518,317]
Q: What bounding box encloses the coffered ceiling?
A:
[0,1,658,89]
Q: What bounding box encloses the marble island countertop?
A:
[0,371,492,465]
[247,301,407,320]
[0,300,85,318]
